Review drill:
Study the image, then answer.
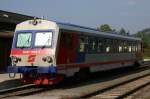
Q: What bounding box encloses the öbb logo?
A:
[28,55,36,62]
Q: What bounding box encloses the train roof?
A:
[57,22,141,42]
[15,19,141,42]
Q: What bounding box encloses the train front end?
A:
[7,19,63,85]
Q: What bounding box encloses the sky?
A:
[0,0,150,34]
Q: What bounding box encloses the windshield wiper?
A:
[20,35,31,49]
[42,38,51,49]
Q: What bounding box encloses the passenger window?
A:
[138,43,141,52]
[106,46,110,52]
[88,37,97,53]
[119,41,123,53]
[92,41,96,50]
[128,43,132,52]
[79,37,85,52]
[114,40,118,53]
[97,39,103,53]
[105,39,110,53]
[132,43,136,52]
[123,41,128,52]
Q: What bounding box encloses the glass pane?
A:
[35,32,52,47]
[16,33,32,48]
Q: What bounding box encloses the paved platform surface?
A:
[0,73,23,90]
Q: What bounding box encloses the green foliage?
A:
[97,24,112,32]
[97,24,130,36]
[119,28,130,36]
[135,28,150,58]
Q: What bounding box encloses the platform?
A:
[0,73,23,90]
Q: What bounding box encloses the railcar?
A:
[7,19,143,85]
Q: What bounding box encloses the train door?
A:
[57,32,78,64]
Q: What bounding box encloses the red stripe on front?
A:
[11,48,53,55]
[57,59,137,70]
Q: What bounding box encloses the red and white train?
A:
[8,19,143,85]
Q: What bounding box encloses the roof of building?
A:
[0,10,34,38]
[0,10,33,24]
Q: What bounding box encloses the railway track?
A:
[85,71,150,99]
[0,65,150,99]
[82,64,150,99]
[21,66,150,99]
[0,84,54,99]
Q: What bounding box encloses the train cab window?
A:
[35,32,52,47]
[16,33,32,48]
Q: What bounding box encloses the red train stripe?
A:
[11,48,53,55]
[57,59,138,70]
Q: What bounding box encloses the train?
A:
[7,18,143,85]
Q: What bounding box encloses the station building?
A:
[0,10,33,72]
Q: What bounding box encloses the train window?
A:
[110,39,115,53]
[79,37,85,52]
[106,46,110,52]
[114,40,118,53]
[128,46,132,52]
[128,42,132,52]
[97,39,103,53]
[16,33,32,48]
[135,43,138,52]
[131,43,136,52]
[123,41,128,52]
[92,41,96,51]
[35,32,52,47]
[118,41,123,53]
[119,46,122,52]
[105,39,110,53]
[88,37,94,53]
[85,36,89,52]
[128,42,133,53]
[138,43,141,52]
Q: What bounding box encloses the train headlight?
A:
[11,56,21,63]
[12,56,17,62]
[42,57,46,62]
[42,56,53,63]
[46,56,53,63]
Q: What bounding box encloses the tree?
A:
[97,24,112,32]
[119,28,126,35]
[126,31,130,36]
